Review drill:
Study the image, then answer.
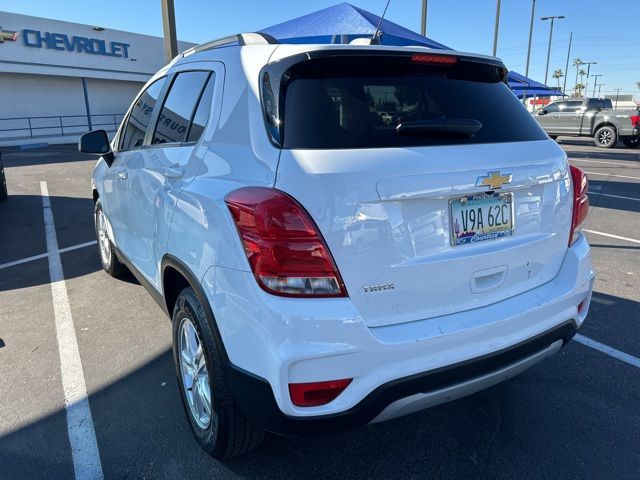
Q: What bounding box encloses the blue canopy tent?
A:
[261,3,562,98]
[508,71,564,99]
[261,2,448,49]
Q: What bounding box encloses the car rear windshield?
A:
[261,53,547,149]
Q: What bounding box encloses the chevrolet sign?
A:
[22,29,130,58]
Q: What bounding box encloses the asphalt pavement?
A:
[0,139,638,480]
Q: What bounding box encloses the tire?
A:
[622,137,640,148]
[172,287,264,459]
[594,126,617,148]
[94,201,126,277]
[0,155,7,201]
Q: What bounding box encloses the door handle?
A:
[117,171,128,181]
[161,166,185,179]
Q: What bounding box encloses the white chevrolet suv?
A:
[80,33,594,458]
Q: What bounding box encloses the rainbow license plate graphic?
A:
[450,192,514,246]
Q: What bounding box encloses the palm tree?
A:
[573,58,583,96]
[575,83,585,97]
[553,69,564,90]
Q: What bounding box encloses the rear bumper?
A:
[225,321,577,435]
[203,233,594,435]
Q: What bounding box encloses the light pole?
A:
[542,15,566,86]
[421,0,428,36]
[597,83,605,97]
[613,88,623,108]
[161,0,178,64]
[522,0,537,103]
[580,61,597,99]
[492,0,502,56]
[591,74,603,97]
[563,32,573,93]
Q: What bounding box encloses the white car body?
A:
[91,36,594,438]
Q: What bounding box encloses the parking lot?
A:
[0,140,638,480]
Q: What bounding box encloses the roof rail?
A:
[181,32,278,58]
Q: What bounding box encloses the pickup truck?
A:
[534,98,640,148]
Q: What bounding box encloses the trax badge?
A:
[363,283,395,293]
[476,171,512,190]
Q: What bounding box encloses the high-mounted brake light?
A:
[225,187,347,297]
[289,379,352,407]
[410,53,458,65]
[569,165,589,246]
[630,115,640,128]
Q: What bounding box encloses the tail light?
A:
[631,115,640,128]
[225,187,347,297]
[289,379,352,407]
[569,165,589,246]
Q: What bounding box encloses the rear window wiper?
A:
[395,119,482,137]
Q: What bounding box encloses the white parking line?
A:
[570,158,640,168]
[0,241,97,270]
[40,182,104,480]
[583,229,640,245]
[584,171,640,181]
[588,192,640,203]
[575,334,640,368]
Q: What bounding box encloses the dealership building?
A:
[0,11,195,146]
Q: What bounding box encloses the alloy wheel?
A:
[178,317,212,430]
[598,130,613,146]
[96,209,112,266]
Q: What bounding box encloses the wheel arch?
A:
[594,122,617,134]
[161,255,232,364]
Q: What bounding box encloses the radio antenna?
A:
[371,0,392,44]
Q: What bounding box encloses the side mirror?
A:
[537,109,548,116]
[79,130,114,166]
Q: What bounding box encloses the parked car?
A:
[0,152,7,201]
[534,97,640,148]
[81,34,595,459]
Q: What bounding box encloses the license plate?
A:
[450,192,514,246]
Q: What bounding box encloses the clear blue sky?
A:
[4,0,639,96]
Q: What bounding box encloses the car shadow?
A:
[1,294,639,479]
[0,145,93,169]
[0,193,138,292]
[587,179,640,214]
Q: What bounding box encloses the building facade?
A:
[0,11,194,146]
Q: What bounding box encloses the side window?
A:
[186,74,216,143]
[152,71,210,145]
[545,103,560,113]
[564,101,583,112]
[120,78,166,150]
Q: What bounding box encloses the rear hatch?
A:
[264,50,572,327]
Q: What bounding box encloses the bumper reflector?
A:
[289,379,352,407]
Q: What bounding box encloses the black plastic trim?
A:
[226,321,578,436]
[113,246,168,315]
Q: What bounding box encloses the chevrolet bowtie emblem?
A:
[0,28,19,43]
[476,171,512,190]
